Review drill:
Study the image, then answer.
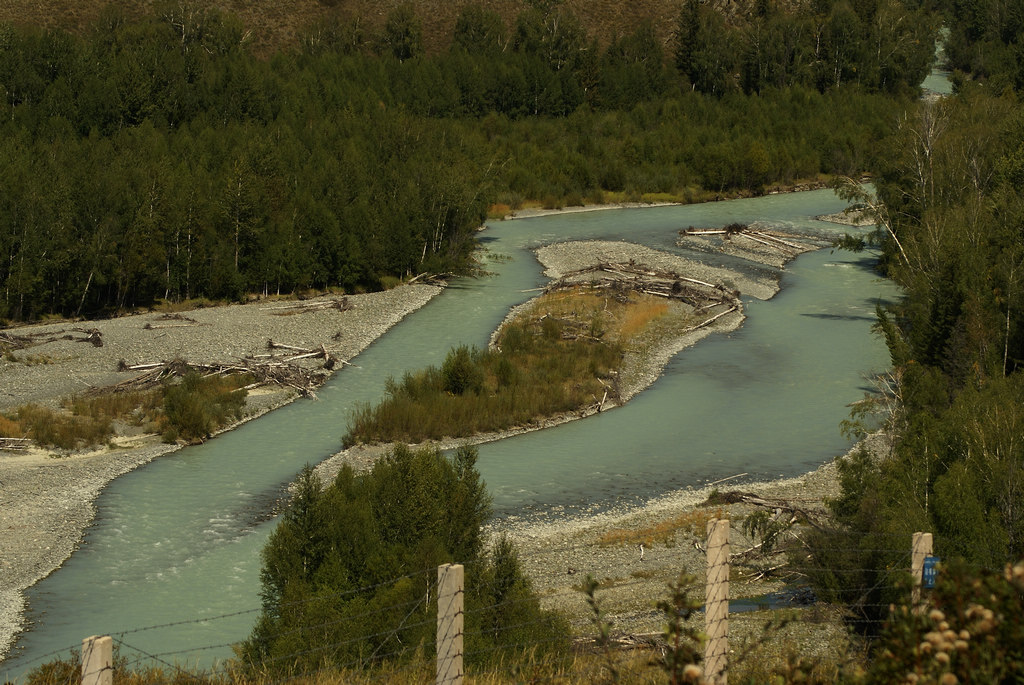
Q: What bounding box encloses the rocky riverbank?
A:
[316,232,861,662]
[1,211,850,665]
[0,284,441,659]
[494,432,890,637]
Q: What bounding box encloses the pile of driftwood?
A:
[142,313,202,330]
[552,260,741,311]
[681,224,813,257]
[109,339,348,399]
[261,297,353,316]
[0,327,103,351]
[0,437,31,452]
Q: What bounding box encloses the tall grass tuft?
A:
[0,413,25,437]
[2,373,251,450]
[12,403,113,450]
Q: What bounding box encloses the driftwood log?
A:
[0,437,31,451]
[0,327,103,351]
[550,260,741,310]
[108,338,352,399]
[260,297,353,315]
[681,225,819,255]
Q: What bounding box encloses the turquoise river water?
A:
[2,189,900,679]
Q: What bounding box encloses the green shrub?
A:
[242,446,568,677]
[162,372,248,443]
[441,344,484,395]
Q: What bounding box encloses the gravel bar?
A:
[0,284,440,660]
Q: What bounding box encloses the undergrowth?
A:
[598,508,730,548]
[344,287,671,446]
[0,372,251,449]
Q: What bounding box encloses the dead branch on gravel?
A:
[0,328,102,351]
[0,437,31,451]
[681,224,819,257]
[261,297,353,316]
[574,632,665,652]
[107,355,330,398]
[705,489,829,531]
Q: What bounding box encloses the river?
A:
[2,189,899,679]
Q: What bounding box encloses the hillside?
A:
[0,0,755,56]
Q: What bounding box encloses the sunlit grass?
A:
[619,300,669,341]
[597,508,730,547]
[0,413,26,437]
[23,647,670,685]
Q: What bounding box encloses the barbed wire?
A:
[0,642,83,673]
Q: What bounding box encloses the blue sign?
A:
[922,556,941,589]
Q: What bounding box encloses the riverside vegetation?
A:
[344,286,672,446]
[0,371,250,448]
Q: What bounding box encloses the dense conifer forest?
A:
[0,0,936,321]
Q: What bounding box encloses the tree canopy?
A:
[0,2,936,321]
[240,445,567,677]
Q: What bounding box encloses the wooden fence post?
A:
[911,532,933,605]
[705,519,729,685]
[81,635,112,685]
[437,563,464,685]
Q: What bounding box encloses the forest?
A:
[9,0,1024,679]
[0,0,937,321]
[799,0,1024,651]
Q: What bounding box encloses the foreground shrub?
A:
[241,445,568,678]
[862,558,1024,684]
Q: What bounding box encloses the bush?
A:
[162,372,248,443]
[241,445,568,677]
[440,344,484,395]
[862,559,1024,683]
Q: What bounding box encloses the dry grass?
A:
[0,375,251,449]
[598,507,729,547]
[619,299,669,340]
[519,286,669,345]
[486,203,512,219]
[152,297,221,313]
[5,403,113,450]
[26,647,672,685]
[63,388,164,424]
[0,413,24,437]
